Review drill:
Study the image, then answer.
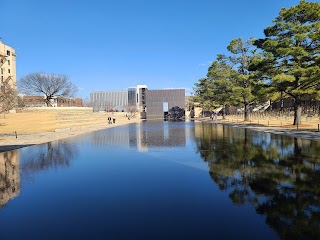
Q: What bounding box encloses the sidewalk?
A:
[205,120,320,141]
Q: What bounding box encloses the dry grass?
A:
[0,110,131,134]
[0,112,56,133]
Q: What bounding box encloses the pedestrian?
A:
[113,116,116,124]
[108,116,112,124]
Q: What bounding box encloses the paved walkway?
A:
[0,119,140,152]
[206,120,320,141]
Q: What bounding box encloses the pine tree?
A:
[255,0,320,125]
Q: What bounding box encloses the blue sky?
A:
[2,0,304,98]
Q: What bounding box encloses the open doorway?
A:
[163,102,168,120]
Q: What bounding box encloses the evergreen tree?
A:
[227,37,261,121]
[254,0,320,125]
[193,77,217,112]
[206,54,235,119]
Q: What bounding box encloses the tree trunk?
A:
[293,97,302,125]
[45,98,51,107]
[244,103,249,121]
[293,137,302,161]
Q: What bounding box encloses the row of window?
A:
[1,68,11,74]
[1,74,12,82]
[0,59,10,65]
[0,50,11,58]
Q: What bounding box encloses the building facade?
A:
[90,85,185,119]
[19,95,83,108]
[127,85,147,118]
[90,91,128,112]
[145,89,185,119]
[0,41,16,90]
[0,41,17,112]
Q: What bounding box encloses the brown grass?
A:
[0,112,56,133]
[0,110,131,134]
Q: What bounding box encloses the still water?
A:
[0,121,319,239]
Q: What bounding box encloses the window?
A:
[8,60,10,65]
[1,76,3,82]
[6,50,10,56]
[8,69,10,74]
[1,68,3,74]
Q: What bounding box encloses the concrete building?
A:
[0,41,17,112]
[18,95,83,108]
[127,85,147,118]
[90,85,185,119]
[56,97,83,107]
[0,41,16,90]
[145,89,185,120]
[90,91,128,112]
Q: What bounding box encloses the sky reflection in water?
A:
[0,121,319,239]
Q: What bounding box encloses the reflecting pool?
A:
[0,121,319,239]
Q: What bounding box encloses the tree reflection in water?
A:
[20,140,78,180]
[194,123,320,239]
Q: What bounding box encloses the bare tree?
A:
[103,101,114,112]
[16,95,26,108]
[83,96,92,107]
[0,78,17,118]
[19,73,78,107]
[126,105,138,117]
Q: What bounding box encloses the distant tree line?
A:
[193,0,320,125]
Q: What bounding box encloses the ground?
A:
[212,114,320,131]
[0,109,139,151]
[0,112,57,133]
[0,109,319,151]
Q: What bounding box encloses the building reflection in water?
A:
[0,140,79,209]
[91,122,187,152]
[91,127,131,148]
[130,121,186,151]
[194,122,320,240]
[0,150,20,208]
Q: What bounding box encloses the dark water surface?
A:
[1,121,319,239]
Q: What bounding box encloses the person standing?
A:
[113,116,116,124]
